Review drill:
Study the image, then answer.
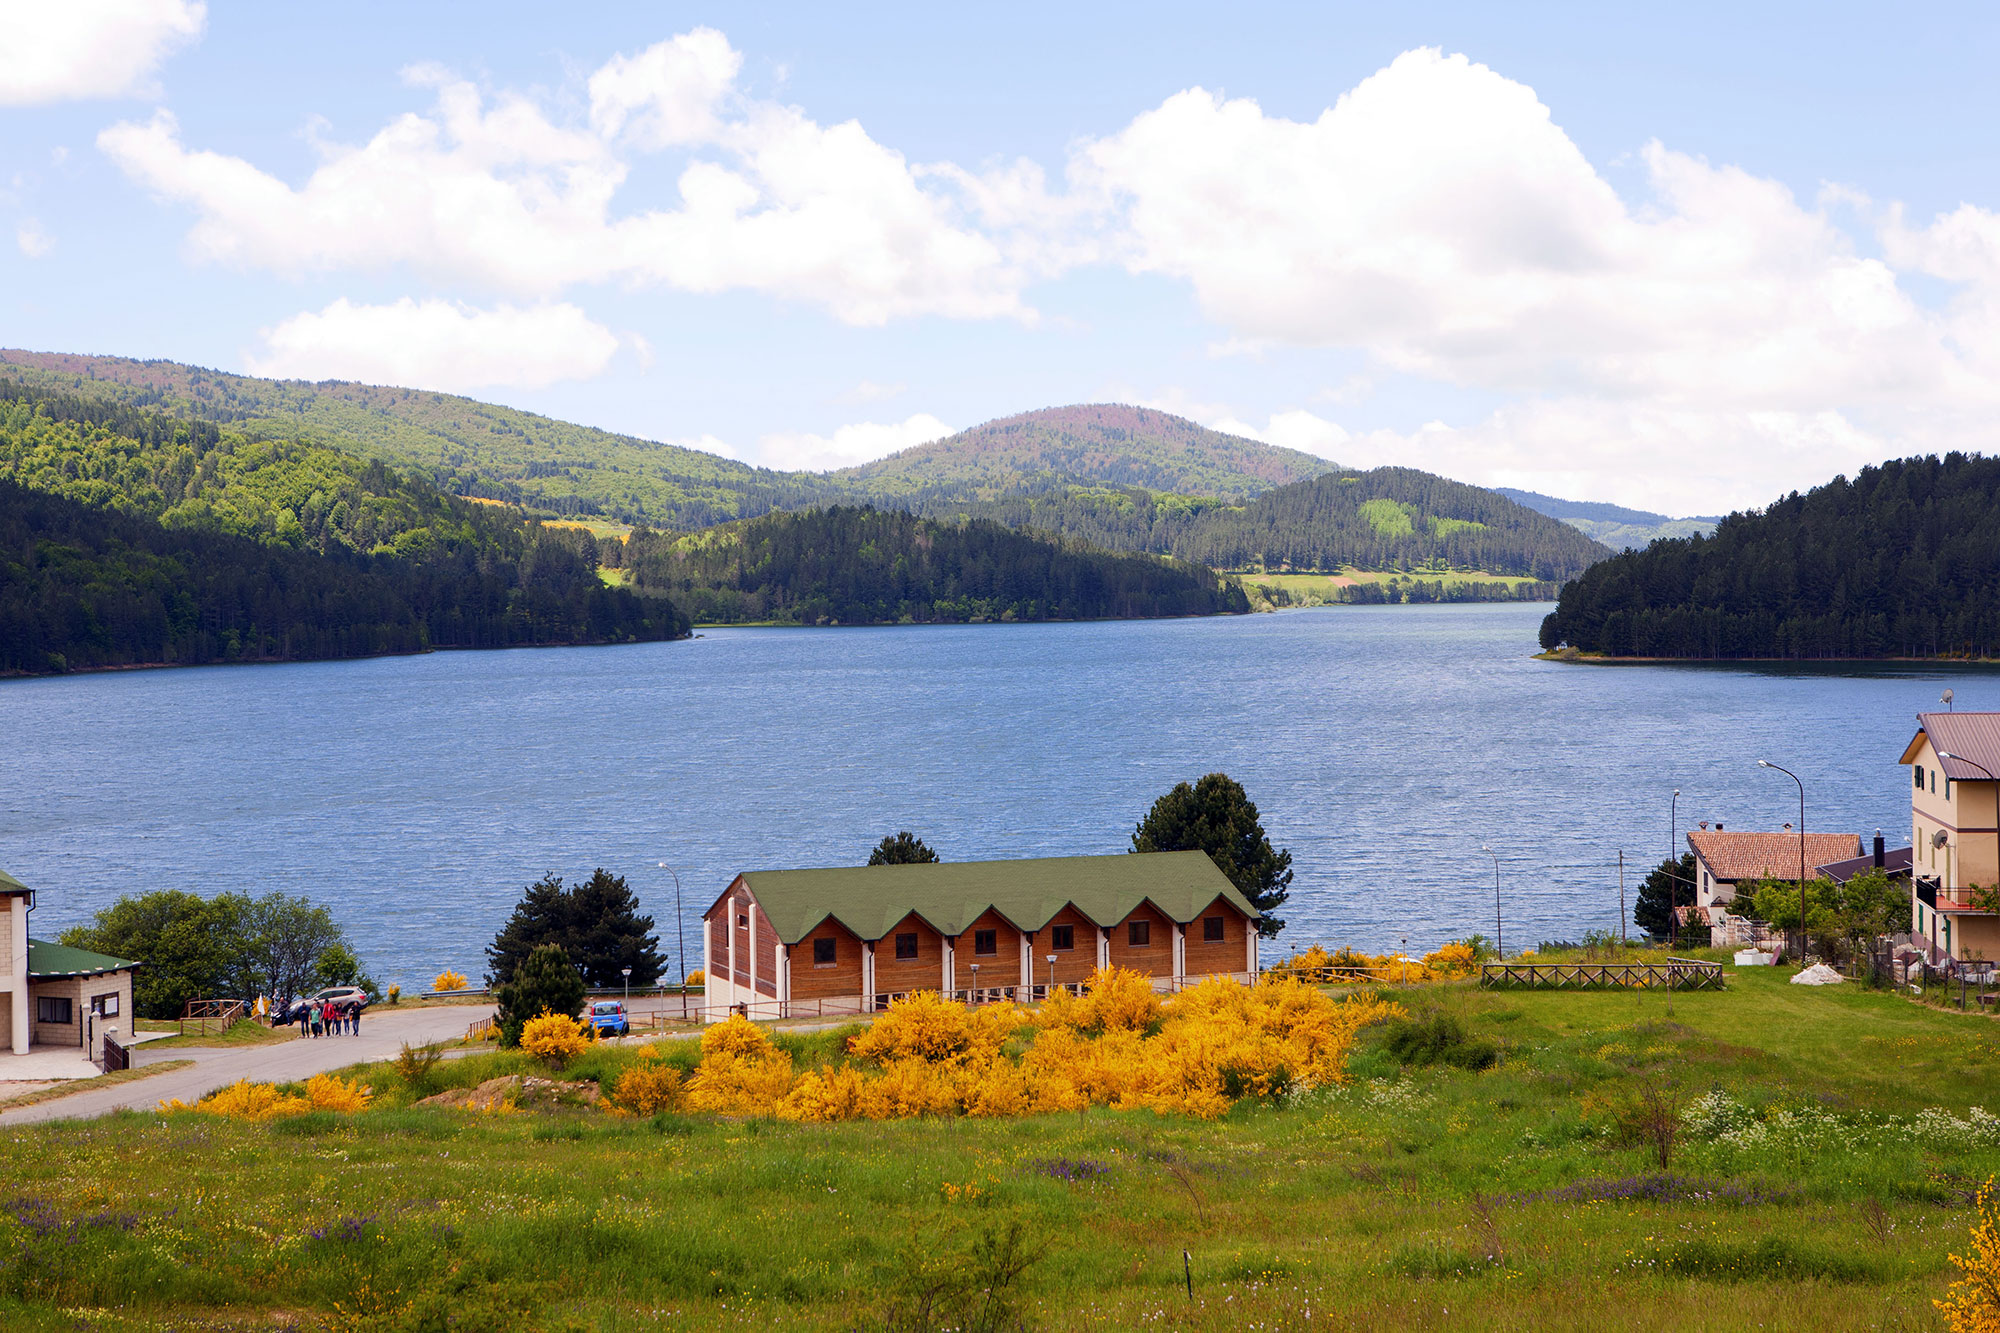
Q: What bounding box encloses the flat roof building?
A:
[699,850,1260,1022]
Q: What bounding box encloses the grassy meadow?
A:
[4,961,1999,1331]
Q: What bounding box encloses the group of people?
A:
[300,998,362,1038]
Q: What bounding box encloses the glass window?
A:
[895,932,918,960]
[1204,916,1224,941]
[91,993,119,1017]
[813,938,836,966]
[737,913,748,928]
[1916,766,1925,790]
[974,929,997,956]
[1128,920,1151,947]
[37,996,73,1025]
[1052,925,1074,951]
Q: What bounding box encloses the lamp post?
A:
[1669,788,1682,945]
[1046,953,1058,999]
[1758,760,1808,954]
[1940,750,1999,906]
[657,861,686,1011]
[1481,845,1502,959]
[969,962,980,1005]
[621,966,631,1016]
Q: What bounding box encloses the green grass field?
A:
[4,963,1998,1331]
[1238,568,1543,602]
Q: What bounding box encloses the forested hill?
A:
[1493,487,1719,551]
[836,404,1337,499]
[0,380,687,673]
[619,506,1249,625]
[916,468,1609,582]
[1539,454,2000,659]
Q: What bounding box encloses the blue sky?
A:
[6,3,2000,513]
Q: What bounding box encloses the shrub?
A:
[606,1063,685,1116]
[434,969,470,992]
[519,1010,591,1068]
[304,1073,374,1113]
[1422,942,1480,976]
[685,1015,795,1113]
[162,1073,372,1120]
[393,1041,445,1095]
[386,984,402,1005]
[1381,1011,1500,1070]
[685,969,706,987]
[494,944,585,1047]
[1940,1176,2000,1332]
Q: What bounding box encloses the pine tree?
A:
[869,832,940,865]
[494,944,586,1048]
[1131,773,1292,937]
[485,870,666,989]
[1634,853,1696,939]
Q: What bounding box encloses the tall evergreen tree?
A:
[1130,773,1292,937]
[486,869,665,989]
[1634,853,1696,939]
[493,944,586,1047]
[869,832,940,865]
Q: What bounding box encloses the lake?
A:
[1,604,1987,988]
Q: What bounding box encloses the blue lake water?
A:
[2,604,1990,989]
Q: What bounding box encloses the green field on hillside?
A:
[4,962,1998,1330]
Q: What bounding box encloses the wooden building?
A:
[699,851,1260,1022]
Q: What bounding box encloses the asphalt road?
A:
[0,1003,495,1124]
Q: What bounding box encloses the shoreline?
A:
[1537,650,2000,666]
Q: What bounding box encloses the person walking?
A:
[349,1002,362,1037]
[309,1004,322,1039]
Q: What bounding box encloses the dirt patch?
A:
[417,1075,596,1112]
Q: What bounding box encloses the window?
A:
[1916,765,1925,790]
[812,937,837,966]
[1052,924,1074,951]
[1932,769,1938,793]
[895,932,918,960]
[1203,916,1224,941]
[974,929,997,956]
[1128,920,1151,947]
[37,996,72,1025]
[91,992,119,1018]
[737,913,748,928]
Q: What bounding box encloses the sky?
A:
[6,3,2000,514]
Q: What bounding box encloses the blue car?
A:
[587,1000,629,1036]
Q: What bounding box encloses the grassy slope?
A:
[5,962,1999,1330]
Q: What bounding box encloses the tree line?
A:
[620,505,1250,625]
[1541,453,2000,659]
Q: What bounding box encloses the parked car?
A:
[587,1000,629,1036]
[308,986,371,1012]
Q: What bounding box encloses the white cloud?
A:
[0,1,205,106]
[15,218,52,257]
[840,379,906,403]
[1210,409,1350,461]
[749,413,953,472]
[246,298,621,393]
[98,30,1032,324]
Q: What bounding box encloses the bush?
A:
[685,969,706,987]
[386,984,401,1005]
[434,969,470,992]
[1381,1011,1499,1070]
[1940,1176,2000,1331]
[519,1010,591,1068]
[494,945,585,1047]
[605,1061,685,1116]
[393,1041,445,1095]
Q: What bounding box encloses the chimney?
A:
[1715,823,1724,832]
[1874,830,1885,868]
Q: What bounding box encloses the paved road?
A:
[0,1003,494,1124]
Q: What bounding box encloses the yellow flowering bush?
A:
[1940,1176,2000,1332]
[685,1015,795,1113]
[161,1073,373,1120]
[1266,944,1439,985]
[605,1063,685,1116]
[1422,942,1480,976]
[433,969,470,991]
[519,1010,592,1068]
[685,969,706,987]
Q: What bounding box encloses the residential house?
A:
[699,850,1260,1022]
[1686,828,1864,908]
[1902,712,2000,963]
[0,868,140,1062]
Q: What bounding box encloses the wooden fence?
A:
[179,998,246,1037]
[1479,958,1724,991]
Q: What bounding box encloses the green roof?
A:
[734,851,1259,945]
[27,938,139,978]
[0,868,30,897]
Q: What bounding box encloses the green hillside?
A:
[836,403,1337,498]
[620,505,1249,625]
[0,379,687,673]
[1540,453,2000,659]
[1494,486,1720,551]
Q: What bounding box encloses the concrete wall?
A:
[28,972,132,1053]
[0,895,24,1055]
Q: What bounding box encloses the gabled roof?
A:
[728,851,1259,946]
[1818,846,1913,885]
[1904,713,2000,781]
[0,868,31,898]
[1687,830,1863,883]
[27,937,139,978]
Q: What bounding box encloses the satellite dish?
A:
[1933,829,1950,849]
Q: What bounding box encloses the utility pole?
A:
[1618,850,1627,946]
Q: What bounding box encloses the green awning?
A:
[27,938,140,978]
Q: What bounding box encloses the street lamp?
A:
[1480,845,1502,959]
[657,861,686,1005]
[1046,953,1058,998]
[969,962,980,1004]
[621,966,632,1016]
[1758,760,1807,953]
[1400,935,1408,986]
[1940,750,1999,904]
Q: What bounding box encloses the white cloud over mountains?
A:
[0,1,205,106]
[747,414,953,472]
[247,299,622,393]
[84,32,2000,509]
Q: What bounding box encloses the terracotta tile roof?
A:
[1687,830,1862,883]
[1905,713,2000,782]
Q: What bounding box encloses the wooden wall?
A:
[790,920,865,1001]
[872,912,945,995]
[1107,901,1172,976]
[1182,895,1251,977]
